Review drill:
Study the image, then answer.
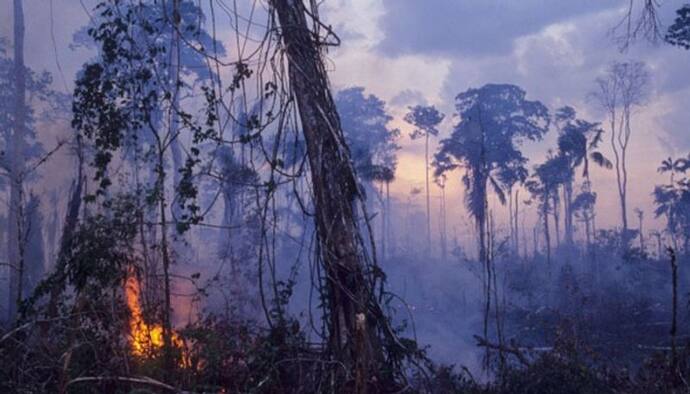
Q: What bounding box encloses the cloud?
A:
[376,0,617,57]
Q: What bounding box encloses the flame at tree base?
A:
[125,270,188,365]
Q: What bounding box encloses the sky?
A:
[321,0,690,247]
[1,0,689,252]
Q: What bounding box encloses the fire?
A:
[125,270,187,363]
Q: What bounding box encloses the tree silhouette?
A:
[336,87,400,259]
[654,155,690,253]
[592,61,649,238]
[554,106,611,249]
[435,84,549,265]
[666,4,690,49]
[71,0,225,370]
[1,3,56,321]
[435,84,548,353]
[336,87,399,184]
[526,153,569,267]
[405,105,444,254]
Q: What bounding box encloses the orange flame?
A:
[125,270,187,364]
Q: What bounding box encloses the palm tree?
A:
[526,154,566,268]
[554,106,612,248]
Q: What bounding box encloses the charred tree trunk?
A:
[270,1,391,391]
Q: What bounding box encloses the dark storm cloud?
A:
[376,0,618,57]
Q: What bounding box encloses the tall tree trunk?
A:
[270,1,390,390]
[612,108,629,235]
[514,190,520,258]
[379,182,386,261]
[621,108,631,237]
[440,185,447,259]
[564,181,574,248]
[425,132,431,255]
[7,0,26,322]
[156,144,174,375]
[386,181,392,256]
[552,194,561,248]
[543,209,551,269]
[638,213,644,253]
[508,187,514,255]
[585,214,592,257]
[168,0,185,263]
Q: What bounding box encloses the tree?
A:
[2,0,55,322]
[404,105,444,254]
[7,0,26,324]
[592,61,649,238]
[434,173,449,259]
[496,159,528,257]
[654,155,690,253]
[526,154,568,267]
[434,84,548,355]
[435,84,549,266]
[666,4,690,49]
[572,181,598,255]
[336,87,399,260]
[71,0,222,371]
[336,87,399,181]
[553,106,611,249]
[270,1,405,390]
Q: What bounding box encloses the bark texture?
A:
[270,1,389,391]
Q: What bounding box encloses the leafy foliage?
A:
[335,87,400,183]
[666,4,690,49]
[435,84,549,227]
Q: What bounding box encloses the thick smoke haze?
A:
[2,1,690,392]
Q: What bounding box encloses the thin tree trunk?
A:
[638,215,644,252]
[440,185,447,259]
[585,215,592,257]
[169,1,184,252]
[513,190,520,258]
[156,145,174,375]
[8,0,26,322]
[552,194,560,248]
[543,210,551,269]
[386,181,392,257]
[564,181,573,247]
[380,182,385,261]
[508,187,514,255]
[670,248,678,370]
[425,132,431,254]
